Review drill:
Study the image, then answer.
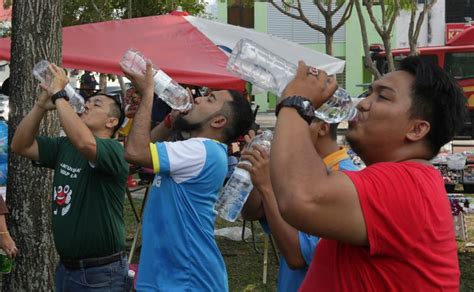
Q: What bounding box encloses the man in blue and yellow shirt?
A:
[122,63,254,291]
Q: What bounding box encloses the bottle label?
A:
[233,167,250,179]
[154,70,173,95]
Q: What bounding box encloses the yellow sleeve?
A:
[149,143,160,173]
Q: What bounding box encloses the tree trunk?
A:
[3,0,62,290]
[325,33,334,56]
[99,73,107,92]
[408,6,418,56]
[383,34,395,72]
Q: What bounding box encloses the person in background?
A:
[270,56,464,291]
[241,119,358,291]
[0,197,17,258]
[79,71,99,99]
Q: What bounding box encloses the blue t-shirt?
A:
[137,138,228,291]
[338,157,360,171]
[263,149,359,292]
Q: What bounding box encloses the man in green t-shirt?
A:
[11,64,131,291]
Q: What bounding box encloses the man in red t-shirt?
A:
[270,56,464,291]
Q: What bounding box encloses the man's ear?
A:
[406,119,430,142]
[106,117,119,130]
[318,122,330,137]
[210,115,227,129]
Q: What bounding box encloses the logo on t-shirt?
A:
[153,175,162,188]
[53,185,72,216]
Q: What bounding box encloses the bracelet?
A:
[0,231,9,235]
[164,114,172,129]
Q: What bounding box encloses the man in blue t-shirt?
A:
[122,63,254,291]
[241,119,358,292]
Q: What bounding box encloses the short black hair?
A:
[87,93,125,137]
[398,56,467,158]
[221,90,254,144]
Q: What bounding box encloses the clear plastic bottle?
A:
[32,60,85,113]
[216,130,273,222]
[120,48,192,112]
[227,39,358,123]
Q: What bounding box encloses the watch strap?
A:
[51,89,69,105]
[275,96,315,125]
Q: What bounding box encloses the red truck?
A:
[371,24,474,138]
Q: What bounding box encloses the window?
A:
[446,0,474,23]
[227,0,254,28]
[445,52,474,80]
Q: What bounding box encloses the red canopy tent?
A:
[0,15,245,90]
[0,14,345,91]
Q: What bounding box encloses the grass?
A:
[215,218,278,291]
[124,196,474,291]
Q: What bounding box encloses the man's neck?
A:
[91,129,113,139]
[182,129,222,143]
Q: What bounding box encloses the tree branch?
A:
[363,0,384,36]
[313,0,328,18]
[408,0,417,55]
[334,0,355,32]
[386,0,400,35]
[380,0,387,31]
[355,0,381,79]
[331,0,346,16]
[414,0,437,41]
[281,0,299,11]
[268,0,327,32]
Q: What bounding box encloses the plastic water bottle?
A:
[216,130,273,222]
[32,60,85,113]
[120,48,192,112]
[227,39,358,123]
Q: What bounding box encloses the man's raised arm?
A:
[270,62,367,246]
[11,90,55,161]
[122,63,155,169]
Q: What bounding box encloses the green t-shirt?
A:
[36,136,128,260]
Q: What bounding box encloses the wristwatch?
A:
[51,90,69,104]
[275,96,315,125]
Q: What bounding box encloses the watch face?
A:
[58,90,68,97]
[301,99,313,110]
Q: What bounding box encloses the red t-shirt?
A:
[300,161,459,292]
